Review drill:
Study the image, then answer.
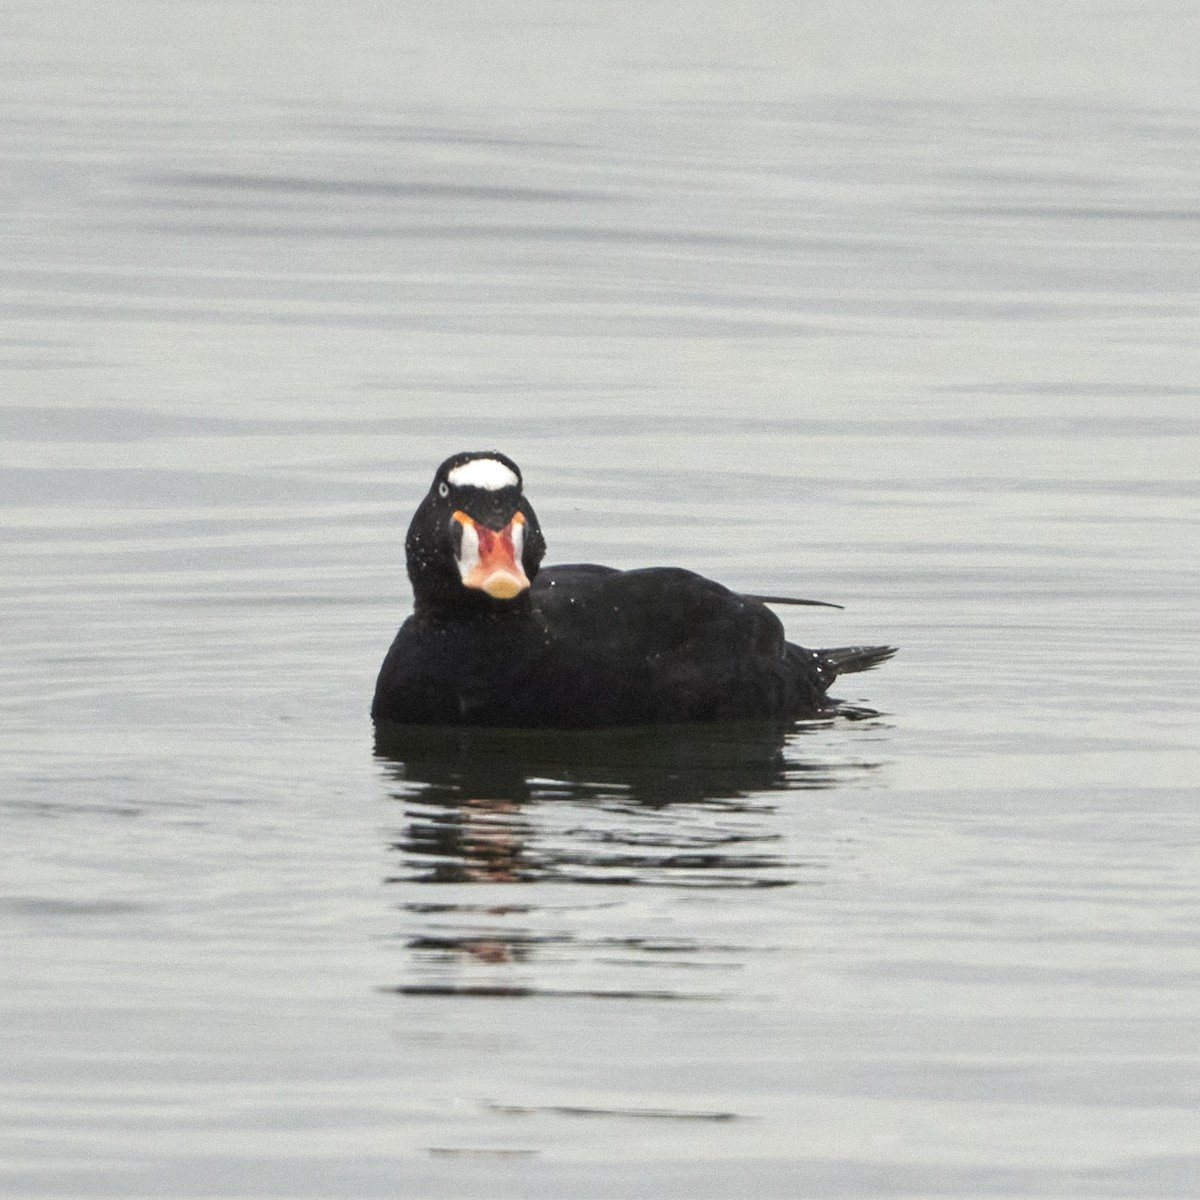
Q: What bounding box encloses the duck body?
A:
[372,452,894,729]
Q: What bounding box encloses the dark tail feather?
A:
[820,644,898,676]
[746,593,844,610]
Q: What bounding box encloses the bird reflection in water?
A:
[380,720,862,874]
[375,721,880,995]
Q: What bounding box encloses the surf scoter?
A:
[371,452,895,728]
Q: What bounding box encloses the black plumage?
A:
[372,452,895,728]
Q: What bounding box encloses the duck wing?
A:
[531,564,820,722]
[533,564,787,661]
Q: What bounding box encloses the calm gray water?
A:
[3,3,1199,1197]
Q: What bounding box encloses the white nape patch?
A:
[447,458,519,491]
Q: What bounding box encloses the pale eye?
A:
[438,482,449,498]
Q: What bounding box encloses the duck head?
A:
[406,451,547,612]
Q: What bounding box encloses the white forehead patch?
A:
[446,458,519,491]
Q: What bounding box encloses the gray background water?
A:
[3,2,1198,1196]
